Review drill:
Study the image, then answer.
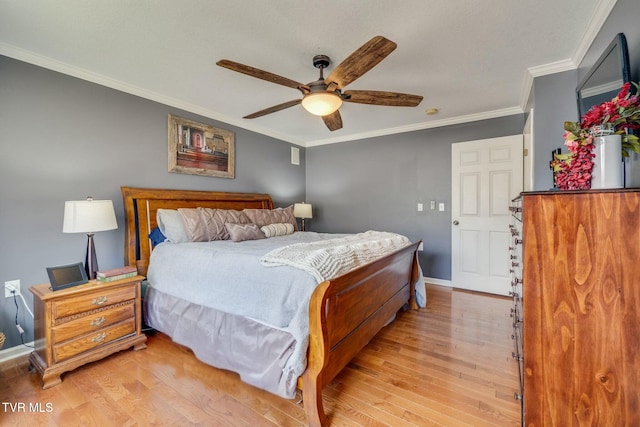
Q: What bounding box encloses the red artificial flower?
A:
[560,81,640,190]
[618,82,631,99]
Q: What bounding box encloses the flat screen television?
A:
[576,33,631,118]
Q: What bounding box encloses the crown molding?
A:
[518,0,618,112]
[0,43,307,147]
[572,0,618,66]
[2,0,618,151]
[305,106,524,147]
[2,43,525,148]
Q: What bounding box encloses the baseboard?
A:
[424,277,452,287]
[0,342,34,364]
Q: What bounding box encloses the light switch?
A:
[438,202,445,211]
[417,203,423,212]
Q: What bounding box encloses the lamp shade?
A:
[301,92,342,116]
[293,203,313,219]
[63,199,118,233]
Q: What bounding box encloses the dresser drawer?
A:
[51,285,137,320]
[53,319,136,363]
[51,303,135,343]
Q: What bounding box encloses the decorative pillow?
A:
[225,223,266,242]
[261,222,295,238]
[243,205,298,230]
[157,209,190,243]
[179,207,251,241]
[148,227,167,247]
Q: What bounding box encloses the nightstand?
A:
[29,275,147,389]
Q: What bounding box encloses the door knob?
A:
[453,220,459,225]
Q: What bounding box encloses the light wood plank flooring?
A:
[0,285,520,426]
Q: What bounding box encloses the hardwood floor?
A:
[0,285,520,426]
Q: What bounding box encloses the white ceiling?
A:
[0,0,615,147]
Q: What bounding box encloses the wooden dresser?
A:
[29,276,147,389]
[521,189,640,426]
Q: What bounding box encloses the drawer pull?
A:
[92,296,108,306]
[90,316,106,327]
[92,332,107,343]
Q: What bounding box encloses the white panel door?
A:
[451,135,523,295]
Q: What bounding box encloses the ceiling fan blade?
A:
[322,110,343,131]
[217,59,306,90]
[243,99,302,119]
[325,36,397,89]
[343,90,423,107]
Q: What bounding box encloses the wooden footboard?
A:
[302,241,421,426]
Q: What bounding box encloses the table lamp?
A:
[63,197,118,279]
[293,202,313,231]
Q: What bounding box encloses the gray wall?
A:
[531,70,579,191]
[0,56,305,348]
[577,0,640,83]
[305,115,526,281]
[2,0,638,351]
[530,0,640,191]
[306,0,640,278]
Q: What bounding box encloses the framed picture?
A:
[168,114,235,179]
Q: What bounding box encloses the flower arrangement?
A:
[552,82,640,190]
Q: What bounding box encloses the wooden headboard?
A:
[121,187,274,276]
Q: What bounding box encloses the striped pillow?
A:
[261,223,295,238]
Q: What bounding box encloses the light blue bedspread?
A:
[146,231,425,397]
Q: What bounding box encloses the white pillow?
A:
[156,209,190,243]
[261,222,294,238]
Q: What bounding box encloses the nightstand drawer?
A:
[53,319,136,363]
[51,285,136,319]
[51,303,135,343]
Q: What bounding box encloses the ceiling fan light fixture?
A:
[301,92,342,116]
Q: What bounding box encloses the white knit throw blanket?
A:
[260,230,411,282]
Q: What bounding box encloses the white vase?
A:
[591,127,623,189]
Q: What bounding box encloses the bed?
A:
[121,186,423,426]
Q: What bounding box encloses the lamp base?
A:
[300,218,306,232]
[85,233,98,279]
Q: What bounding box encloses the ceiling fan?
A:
[216,36,423,131]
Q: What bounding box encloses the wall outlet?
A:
[5,280,20,298]
[417,203,423,212]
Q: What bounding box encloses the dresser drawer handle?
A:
[92,296,108,306]
[90,316,106,327]
[91,332,107,343]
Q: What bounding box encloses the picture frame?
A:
[168,114,235,179]
[46,262,88,291]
